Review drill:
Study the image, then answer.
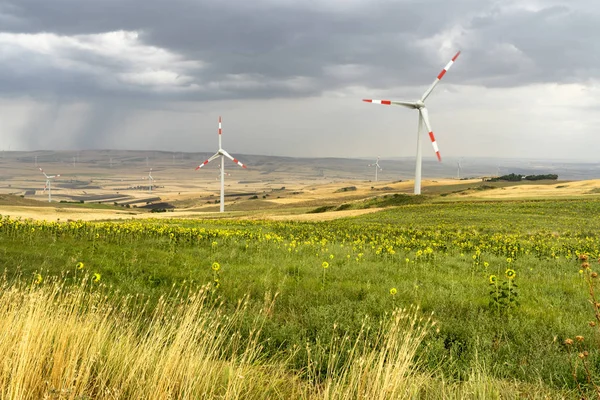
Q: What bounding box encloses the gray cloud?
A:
[7,0,597,102]
[1,0,600,161]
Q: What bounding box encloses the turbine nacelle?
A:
[415,100,425,109]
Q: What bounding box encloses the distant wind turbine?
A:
[195,116,247,213]
[363,51,461,194]
[216,167,231,181]
[368,156,383,182]
[143,168,155,193]
[39,167,60,202]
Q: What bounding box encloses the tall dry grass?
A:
[2,275,558,399]
[0,277,301,399]
[308,307,432,399]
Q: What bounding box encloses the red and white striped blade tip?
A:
[426,130,442,162]
[437,51,461,80]
[232,157,247,169]
[362,99,391,105]
[195,160,210,170]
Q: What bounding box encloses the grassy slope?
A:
[1,198,600,396]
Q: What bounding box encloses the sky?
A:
[0,0,599,160]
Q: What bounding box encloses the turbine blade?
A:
[221,150,247,169]
[195,153,220,170]
[420,51,461,102]
[38,167,48,178]
[363,99,417,108]
[419,108,441,162]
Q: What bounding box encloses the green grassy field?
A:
[1,197,600,398]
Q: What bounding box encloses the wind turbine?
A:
[144,168,155,193]
[368,156,383,182]
[363,51,461,194]
[39,167,60,202]
[216,167,231,181]
[457,158,463,180]
[195,116,247,213]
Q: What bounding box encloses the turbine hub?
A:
[415,101,425,109]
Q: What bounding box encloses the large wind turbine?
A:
[39,167,60,202]
[457,158,463,180]
[368,156,383,182]
[195,116,247,213]
[363,51,461,194]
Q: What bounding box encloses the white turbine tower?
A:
[363,51,461,195]
[196,116,247,213]
[368,156,383,182]
[457,158,462,180]
[39,167,60,202]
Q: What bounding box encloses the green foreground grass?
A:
[2,198,600,398]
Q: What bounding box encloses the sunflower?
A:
[35,274,43,285]
[322,261,329,269]
[489,275,498,284]
[389,288,397,296]
[93,273,101,283]
[76,261,84,270]
[212,262,221,271]
[505,269,516,279]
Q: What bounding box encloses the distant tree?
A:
[487,173,558,182]
[524,174,558,181]
[488,173,523,182]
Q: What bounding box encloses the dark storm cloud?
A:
[0,0,599,101]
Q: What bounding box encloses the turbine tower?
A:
[39,167,60,202]
[195,116,247,213]
[457,158,462,180]
[363,51,461,194]
[368,156,383,182]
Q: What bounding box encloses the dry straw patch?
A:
[0,276,440,400]
[0,278,299,399]
[0,276,570,399]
